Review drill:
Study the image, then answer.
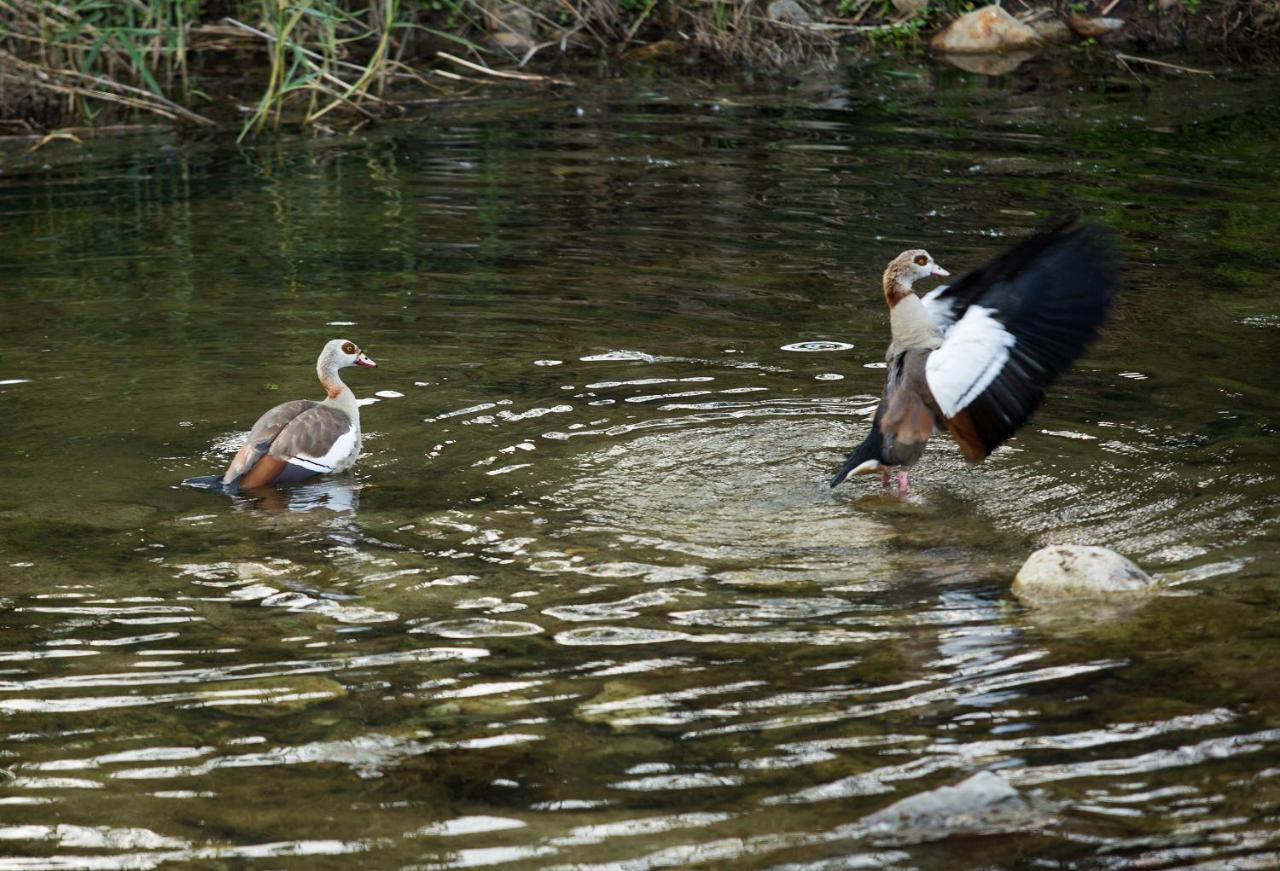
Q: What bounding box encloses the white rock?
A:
[1013,545,1156,602]
[930,5,1042,54]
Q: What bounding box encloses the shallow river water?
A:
[1,57,1279,869]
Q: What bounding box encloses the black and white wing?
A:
[923,221,1117,461]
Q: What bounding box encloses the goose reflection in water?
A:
[233,478,362,514]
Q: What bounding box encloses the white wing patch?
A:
[920,285,959,335]
[290,427,358,474]
[925,305,1016,418]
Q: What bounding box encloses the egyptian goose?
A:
[185,339,377,494]
[830,221,1116,496]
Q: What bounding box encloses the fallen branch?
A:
[1113,52,1214,76]
[436,51,573,86]
[758,17,901,34]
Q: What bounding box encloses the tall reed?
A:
[0,0,421,134]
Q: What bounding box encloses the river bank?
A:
[1,0,1276,137]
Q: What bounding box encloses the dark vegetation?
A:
[0,0,1275,136]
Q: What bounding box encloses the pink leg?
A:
[897,469,909,498]
[881,468,891,488]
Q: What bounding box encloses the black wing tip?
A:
[830,429,882,489]
[1042,218,1120,277]
[935,217,1120,313]
[830,454,858,488]
[1006,218,1118,280]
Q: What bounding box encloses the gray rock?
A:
[891,0,930,15]
[1013,545,1157,602]
[862,771,1038,845]
[930,5,1042,54]
[484,4,536,53]
[767,0,812,25]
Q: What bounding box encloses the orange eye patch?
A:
[914,255,929,266]
[342,342,356,355]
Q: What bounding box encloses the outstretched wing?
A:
[924,222,1117,461]
[222,399,317,489]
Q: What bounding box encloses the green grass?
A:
[1,0,420,135]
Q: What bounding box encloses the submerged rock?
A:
[1013,545,1156,602]
[862,771,1039,844]
[202,675,347,717]
[930,5,1042,53]
[576,680,667,730]
[936,50,1036,76]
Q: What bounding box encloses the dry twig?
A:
[1113,52,1214,75]
[436,51,573,85]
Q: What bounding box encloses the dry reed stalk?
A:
[1113,52,1214,74]
[0,49,214,125]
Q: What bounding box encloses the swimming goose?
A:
[184,339,377,494]
[831,221,1116,496]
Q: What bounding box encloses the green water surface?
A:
[1,58,1279,869]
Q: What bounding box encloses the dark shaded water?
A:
[1,59,1279,869]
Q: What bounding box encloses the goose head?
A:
[885,249,950,289]
[882,249,950,307]
[318,338,377,374]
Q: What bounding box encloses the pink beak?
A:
[356,352,377,368]
[931,265,951,277]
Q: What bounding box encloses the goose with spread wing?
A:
[185,339,377,494]
[830,221,1117,496]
